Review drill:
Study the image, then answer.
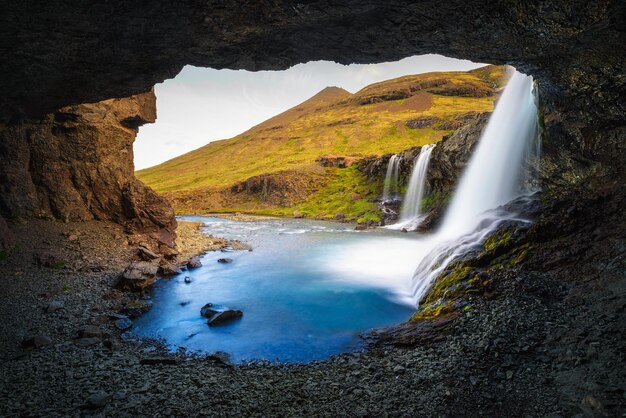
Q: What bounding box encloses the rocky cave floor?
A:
[0,189,624,417]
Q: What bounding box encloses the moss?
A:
[509,244,531,267]
[62,283,72,293]
[0,251,8,261]
[420,191,450,211]
[483,229,512,255]
[50,261,67,270]
[424,265,473,304]
[409,301,454,322]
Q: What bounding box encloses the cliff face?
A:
[0,92,176,254]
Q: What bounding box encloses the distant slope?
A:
[137,65,508,220]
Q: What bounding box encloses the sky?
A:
[134,54,484,170]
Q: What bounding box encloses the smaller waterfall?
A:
[388,144,435,230]
[382,155,401,201]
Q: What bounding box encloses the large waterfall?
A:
[382,154,401,201]
[409,70,540,305]
[323,70,540,308]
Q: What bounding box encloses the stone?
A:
[200,303,243,326]
[140,357,180,365]
[184,276,192,284]
[78,326,109,339]
[293,210,304,219]
[217,258,233,264]
[137,246,159,261]
[118,261,158,291]
[333,213,346,222]
[121,300,153,318]
[159,263,183,277]
[207,310,243,327]
[46,300,64,313]
[87,391,111,408]
[114,318,133,331]
[75,337,102,347]
[21,335,52,349]
[187,257,202,269]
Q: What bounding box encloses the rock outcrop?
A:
[0,91,177,254]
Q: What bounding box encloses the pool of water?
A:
[133,216,424,363]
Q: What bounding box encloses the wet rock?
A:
[118,261,158,291]
[137,245,159,261]
[200,303,243,326]
[217,258,233,264]
[114,317,133,331]
[46,300,64,313]
[184,276,192,284]
[121,300,153,318]
[208,309,244,326]
[207,351,233,367]
[333,213,346,222]
[21,335,52,349]
[87,391,111,408]
[187,257,202,269]
[158,262,183,276]
[78,326,109,339]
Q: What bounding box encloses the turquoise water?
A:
[133,216,420,363]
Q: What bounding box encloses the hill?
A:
[137,65,509,222]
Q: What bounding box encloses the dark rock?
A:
[121,300,153,318]
[187,257,202,269]
[78,326,109,339]
[207,351,233,367]
[200,303,243,326]
[46,300,64,313]
[184,276,192,284]
[140,357,180,365]
[75,337,102,347]
[21,335,52,349]
[333,213,346,222]
[118,261,158,291]
[114,318,133,331]
[87,391,111,408]
[217,258,233,264]
[159,263,183,276]
[207,309,244,326]
[200,303,218,318]
[137,246,159,261]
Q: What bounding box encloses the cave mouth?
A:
[129,57,540,363]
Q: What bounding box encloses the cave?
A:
[0,1,624,416]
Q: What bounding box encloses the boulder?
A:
[21,335,52,349]
[208,310,244,326]
[200,303,243,326]
[333,213,346,222]
[118,261,158,291]
[217,258,233,264]
[137,246,159,261]
[87,391,111,409]
[184,276,192,283]
[121,300,153,318]
[158,263,183,276]
[187,257,202,269]
[46,300,64,313]
[114,318,133,331]
[293,210,304,219]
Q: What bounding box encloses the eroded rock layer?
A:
[0,92,176,254]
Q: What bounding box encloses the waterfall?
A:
[408,70,540,305]
[386,144,435,231]
[382,154,401,201]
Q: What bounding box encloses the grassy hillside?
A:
[138,65,508,221]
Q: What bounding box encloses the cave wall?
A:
[0,0,623,245]
[0,92,177,254]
